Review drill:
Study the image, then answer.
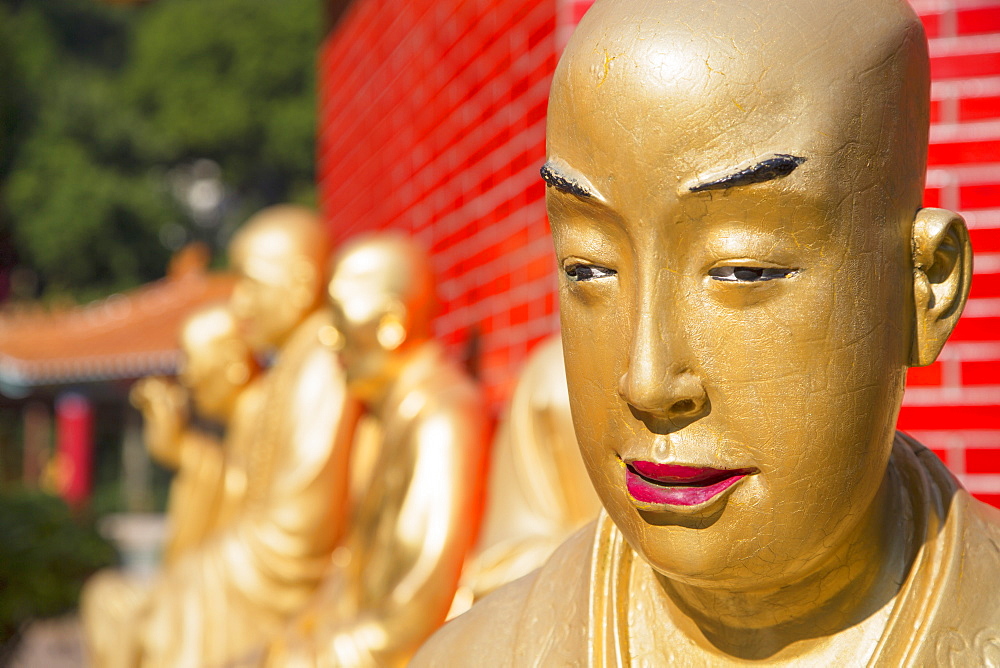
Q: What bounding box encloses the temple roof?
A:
[0,251,234,394]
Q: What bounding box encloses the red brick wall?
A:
[319,0,1000,505]
[899,0,1000,506]
[319,0,560,409]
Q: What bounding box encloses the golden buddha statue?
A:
[459,334,600,602]
[415,1,1000,665]
[82,304,265,665]
[136,304,265,561]
[87,205,358,668]
[263,234,489,667]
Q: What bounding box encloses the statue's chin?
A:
[611,495,865,595]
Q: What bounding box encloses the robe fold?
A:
[264,342,488,668]
[85,309,358,668]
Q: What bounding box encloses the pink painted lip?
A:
[625,461,756,508]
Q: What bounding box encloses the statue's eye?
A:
[565,263,616,282]
[709,266,796,282]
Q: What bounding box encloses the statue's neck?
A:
[657,462,914,658]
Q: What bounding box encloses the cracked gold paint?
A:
[415,1,1000,665]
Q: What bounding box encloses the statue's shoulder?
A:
[411,569,536,667]
[408,347,487,432]
[413,521,597,667]
[912,492,1000,664]
[424,350,481,406]
[958,491,1000,590]
[966,492,1000,536]
[236,376,269,416]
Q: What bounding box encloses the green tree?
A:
[0,0,321,302]
[123,0,320,206]
[0,489,115,661]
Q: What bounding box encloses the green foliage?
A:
[125,0,320,185]
[0,489,115,653]
[0,0,321,302]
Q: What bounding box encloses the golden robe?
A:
[159,430,225,562]
[265,342,488,667]
[82,378,267,666]
[160,376,266,563]
[415,434,1000,667]
[460,336,601,600]
[131,310,357,667]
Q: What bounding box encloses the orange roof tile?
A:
[0,271,235,389]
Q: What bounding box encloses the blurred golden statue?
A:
[416,1,1000,665]
[264,234,489,667]
[137,304,265,561]
[458,334,600,602]
[86,205,358,667]
[82,304,265,665]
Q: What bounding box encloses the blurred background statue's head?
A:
[228,205,330,352]
[326,233,436,403]
[178,303,257,423]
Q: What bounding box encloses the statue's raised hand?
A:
[130,376,189,468]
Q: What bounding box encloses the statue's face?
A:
[327,297,388,399]
[230,239,313,352]
[547,18,915,589]
[326,237,436,403]
[326,261,396,401]
[179,335,242,422]
[230,272,294,351]
[227,208,328,352]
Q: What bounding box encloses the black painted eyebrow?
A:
[689,154,807,193]
[541,162,595,199]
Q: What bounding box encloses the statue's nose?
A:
[617,366,708,427]
[617,306,709,428]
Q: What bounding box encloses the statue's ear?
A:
[910,208,972,367]
[376,299,409,352]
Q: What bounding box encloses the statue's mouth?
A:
[624,461,756,510]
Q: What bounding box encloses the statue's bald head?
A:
[228,205,330,350]
[178,304,256,421]
[328,234,436,340]
[180,303,241,353]
[550,0,929,227]
[326,234,437,400]
[229,205,330,286]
